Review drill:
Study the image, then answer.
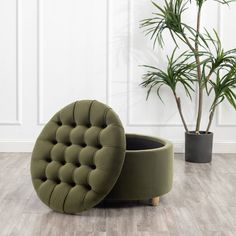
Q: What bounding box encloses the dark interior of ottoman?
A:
[126,135,164,150]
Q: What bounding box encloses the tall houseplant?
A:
[140,0,236,162]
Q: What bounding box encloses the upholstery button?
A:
[67,142,72,146]
[55,179,61,184]
[57,121,62,126]
[97,144,102,149]
[87,124,91,128]
[71,122,76,128]
[46,158,52,163]
[86,185,92,190]
[61,160,66,165]
[81,143,86,148]
[41,177,47,182]
[90,165,96,170]
[52,140,57,145]
[71,183,76,187]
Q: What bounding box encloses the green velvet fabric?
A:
[31,100,126,214]
[106,134,173,200]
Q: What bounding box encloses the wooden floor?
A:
[0,153,236,236]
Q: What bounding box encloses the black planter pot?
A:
[185,131,213,163]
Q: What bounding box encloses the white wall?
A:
[0,0,236,153]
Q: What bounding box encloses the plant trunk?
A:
[174,92,189,133]
[195,6,203,133]
[195,86,203,133]
[181,6,203,134]
[206,107,216,133]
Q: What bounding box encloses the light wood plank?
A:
[0,153,236,236]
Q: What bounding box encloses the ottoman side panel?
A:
[107,142,173,200]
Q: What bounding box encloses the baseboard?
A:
[0,141,34,153]
[174,141,236,154]
[0,141,235,153]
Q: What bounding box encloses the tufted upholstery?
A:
[31,100,126,214]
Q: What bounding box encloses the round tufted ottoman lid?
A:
[31,100,126,213]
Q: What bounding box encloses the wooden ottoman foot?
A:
[151,197,160,206]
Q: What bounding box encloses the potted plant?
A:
[140,0,236,163]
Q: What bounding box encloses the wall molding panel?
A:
[0,0,22,126]
[126,0,198,127]
[36,0,43,125]
[37,0,110,126]
[215,3,236,127]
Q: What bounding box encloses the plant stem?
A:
[180,7,203,133]
[205,69,215,82]
[206,106,216,133]
[195,6,203,133]
[182,34,195,52]
[206,97,218,133]
[174,92,189,132]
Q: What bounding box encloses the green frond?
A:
[140,0,188,48]
[213,0,236,5]
[200,29,236,75]
[208,65,236,111]
[140,50,196,101]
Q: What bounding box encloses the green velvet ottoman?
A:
[31,100,173,214]
[106,134,173,206]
